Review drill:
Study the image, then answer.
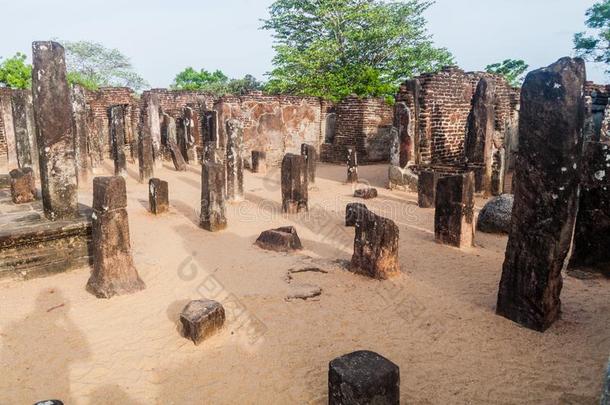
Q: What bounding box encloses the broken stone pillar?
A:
[569,141,610,276]
[465,77,496,195]
[108,105,127,177]
[329,350,400,405]
[149,178,169,215]
[202,110,218,143]
[87,176,145,299]
[31,41,79,221]
[168,140,188,171]
[418,170,440,208]
[603,358,610,405]
[0,90,17,168]
[180,300,225,345]
[350,210,400,279]
[301,143,317,184]
[346,147,358,183]
[255,226,303,252]
[11,90,37,172]
[9,168,36,204]
[71,84,91,184]
[226,119,244,201]
[345,202,368,227]
[496,58,585,332]
[200,161,227,231]
[354,187,378,199]
[138,128,155,183]
[251,150,267,174]
[281,153,308,213]
[144,94,162,168]
[434,172,475,248]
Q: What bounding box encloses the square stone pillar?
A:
[434,172,475,248]
[108,105,127,177]
[417,170,440,208]
[0,90,17,169]
[200,161,227,231]
[346,147,358,183]
[138,128,155,183]
[31,41,79,220]
[71,84,91,185]
[225,119,244,201]
[149,178,169,215]
[301,143,317,184]
[281,153,308,213]
[11,89,38,172]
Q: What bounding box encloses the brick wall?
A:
[141,89,216,118]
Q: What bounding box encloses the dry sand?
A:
[0,161,608,404]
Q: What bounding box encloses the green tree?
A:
[61,40,149,91]
[171,67,230,94]
[262,0,453,102]
[574,0,610,73]
[485,59,529,87]
[228,74,264,94]
[0,53,32,89]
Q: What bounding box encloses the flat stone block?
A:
[149,178,169,215]
[10,168,36,204]
[255,226,303,252]
[180,299,226,345]
[354,188,378,199]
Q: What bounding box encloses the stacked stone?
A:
[496,58,585,332]
[200,161,227,231]
[281,153,308,213]
[346,147,358,183]
[86,176,145,299]
[71,84,91,184]
[149,178,169,215]
[225,119,244,201]
[108,105,128,177]
[434,172,475,248]
[301,143,317,184]
[31,41,79,221]
[251,150,267,174]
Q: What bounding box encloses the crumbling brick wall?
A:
[142,89,215,119]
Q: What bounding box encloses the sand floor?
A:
[0,161,609,404]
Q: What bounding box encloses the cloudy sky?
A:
[0,0,605,87]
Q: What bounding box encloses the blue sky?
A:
[0,0,605,87]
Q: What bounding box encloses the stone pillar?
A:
[149,178,169,215]
[31,41,79,221]
[394,101,413,167]
[0,90,17,168]
[346,147,358,183]
[496,58,585,332]
[301,143,317,184]
[200,161,227,231]
[71,84,91,185]
[418,170,440,208]
[202,110,218,143]
[168,140,188,171]
[86,176,145,299]
[162,113,177,146]
[434,172,475,248]
[491,147,506,196]
[90,115,106,172]
[350,209,400,279]
[144,94,162,168]
[9,168,36,204]
[251,150,266,174]
[329,350,400,405]
[602,357,610,405]
[281,153,308,213]
[108,105,127,177]
[138,128,155,183]
[345,202,368,227]
[226,119,244,201]
[183,107,198,163]
[465,77,496,195]
[569,141,610,276]
[11,90,38,172]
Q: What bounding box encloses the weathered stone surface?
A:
[251,150,267,174]
[281,153,308,213]
[168,140,188,171]
[200,161,227,232]
[491,148,506,196]
[569,141,610,276]
[301,143,317,184]
[108,105,127,177]
[418,170,440,208]
[202,110,218,143]
[350,210,400,279]
[0,90,17,168]
[182,107,198,163]
[180,299,225,345]
[87,176,145,299]
[394,99,414,167]
[496,58,585,332]
[346,203,368,227]
[144,94,162,167]
[434,172,475,248]
[255,226,303,252]
[347,147,358,183]
[9,168,36,204]
[71,84,91,184]
[329,350,400,405]
[477,194,513,234]
[226,119,244,201]
[354,187,378,199]
[138,129,155,182]
[33,400,64,405]
[31,41,79,221]
[388,164,418,192]
[11,90,37,172]
[286,284,321,301]
[149,178,169,215]
[203,141,223,164]
[162,113,177,145]
[602,357,610,405]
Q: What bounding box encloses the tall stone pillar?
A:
[200,161,227,231]
[71,84,91,184]
[31,41,79,220]
[251,150,266,174]
[301,143,317,184]
[202,110,218,143]
[346,147,358,183]
[496,58,585,332]
[144,94,162,168]
[108,105,127,177]
[11,90,38,172]
[281,153,308,213]
[183,107,199,163]
[162,113,177,146]
[225,119,244,201]
[0,90,17,169]
[138,128,155,183]
[434,172,475,248]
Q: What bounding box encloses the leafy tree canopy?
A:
[171,68,263,96]
[574,0,610,74]
[485,59,529,87]
[261,0,453,102]
[0,53,32,89]
[60,40,149,91]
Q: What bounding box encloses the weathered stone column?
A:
[90,116,106,172]
[144,94,162,168]
[346,147,358,183]
[10,168,36,204]
[465,77,496,195]
[0,90,17,168]
[11,90,37,171]
[434,172,475,248]
[71,84,91,185]
[183,107,198,163]
[162,113,177,146]
[31,41,79,220]
[108,105,127,177]
[200,161,227,231]
[301,143,317,184]
[496,58,585,332]
[251,150,266,174]
[418,170,440,208]
[168,140,188,171]
[226,119,244,201]
[602,357,610,405]
[569,141,610,276]
[281,153,308,213]
[149,178,169,215]
[86,176,145,298]
[202,110,218,143]
[138,128,155,182]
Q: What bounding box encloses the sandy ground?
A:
[0,160,609,405]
